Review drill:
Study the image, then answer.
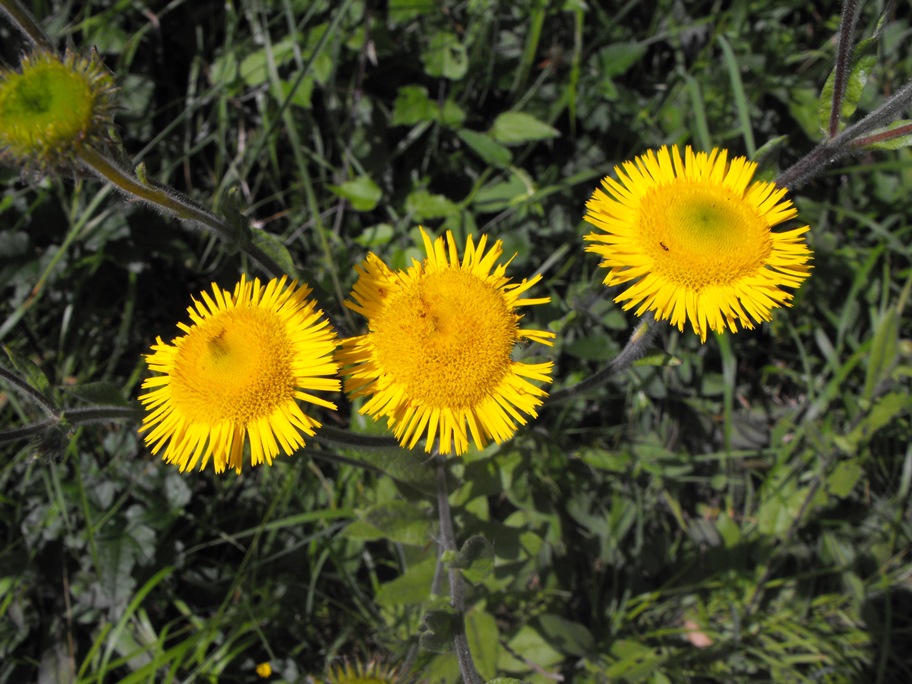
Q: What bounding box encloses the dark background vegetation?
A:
[1,0,911,682]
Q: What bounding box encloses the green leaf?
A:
[62,382,130,407]
[327,176,382,212]
[466,608,500,679]
[828,460,864,499]
[419,609,458,653]
[446,534,494,584]
[536,614,594,657]
[389,0,437,23]
[391,85,438,126]
[578,448,633,473]
[278,76,315,109]
[489,112,559,146]
[96,525,139,616]
[375,556,437,607]
[472,170,535,212]
[499,625,564,672]
[595,41,647,77]
[391,85,465,127]
[423,31,468,80]
[633,351,682,367]
[818,44,877,134]
[2,345,54,406]
[353,223,395,248]
[457,129,513,168]
[249,230,298,280]
[344,500,432,546]
[839,392,911,453]
[858,120,912,151]
[439,100,466,127]
[864,306,899,401]
[341,447,438,495]
[406,190,460,221]
[239,35,299,86]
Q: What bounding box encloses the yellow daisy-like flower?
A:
[139,275,340,474]
[323,659,410,684]
[337,227,555,456]
[256,662,273,678]
[583,145,812,342]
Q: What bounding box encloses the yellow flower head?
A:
[0,49,117,173]
[583,145,812,342]
[323,659,410,684]
[337,228,555,456]
[256,662,273,678]
[139,275,340,474]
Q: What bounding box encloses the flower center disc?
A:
[372,268,516,408]
[642,182,772,290]
[169,308,294,425]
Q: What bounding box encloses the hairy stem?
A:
[547,313,664,404]
[0,0,54,51]
[63,405,144,425]
[77,146,285,279]
[436,457,483,684]
[777,76,912,190]
[828,0,860,138]
[0,365,57,417]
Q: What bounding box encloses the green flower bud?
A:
[0,49,117,174]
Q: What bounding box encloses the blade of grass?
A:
[718,34,756,155]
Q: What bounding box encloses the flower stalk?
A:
[547,314,664,403]
[0,0,54,51]
[77,147,286,279]
[435,456,483,684]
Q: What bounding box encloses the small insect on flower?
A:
[139,275,340,474]
[583,145,812,342]
[337,227,555,456]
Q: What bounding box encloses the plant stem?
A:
[0,405,142,445]
[0,0,55,51]
[435,457,483,684]
[0,418,57,445]
[547,313,664,404]
[63,405,144,425]
[0,365,57,417]
[828,0,860,138]
[777,76,912,190]
[77,146,285,279]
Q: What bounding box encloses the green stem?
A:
[0,418,57,445]
[777,75,912,190]
[547,314,664,404]
[77,146,285,279]
[828,0,859,138]
[435,457,483,684]
[63,405,144,425]
[0,365,57,417]
[0,405,142,445]
[0,0,54,51]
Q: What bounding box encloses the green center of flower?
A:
[0,59,95,151]
[371,267,517,408]
[640,181,772,290]
[169,308,295,425]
